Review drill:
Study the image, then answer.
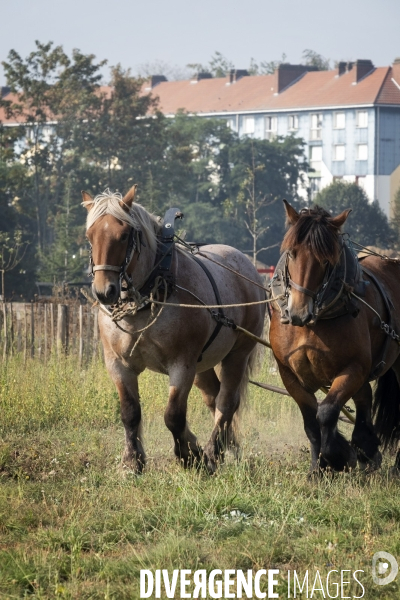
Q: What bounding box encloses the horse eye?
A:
[120,233,129,243]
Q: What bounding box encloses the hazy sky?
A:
[1,0,400,84]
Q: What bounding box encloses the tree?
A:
[1,41,106,257]
[315,181,395,247]
[226,136,308,265]
[302,49,330,71]
[248,54,287,76]
[0,230,29,300]
[392,185,400,246]
[187,52,234,77]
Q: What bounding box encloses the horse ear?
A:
[283,199,300,226]
[329,208,352,229]
[120,185,138,210]
[81,191,94,212]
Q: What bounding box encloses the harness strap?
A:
[361,265,396,380]
[288,278,317,300]
[189,254,225,362]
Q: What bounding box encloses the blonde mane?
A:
[83,189,161,253]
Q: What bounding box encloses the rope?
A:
[175,243,272,293]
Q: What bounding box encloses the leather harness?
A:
[89,207,230,362]
[268,240,399,381]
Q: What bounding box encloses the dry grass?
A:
[0,354,399,598]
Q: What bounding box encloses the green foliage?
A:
[248,53,288,76]
[315,181,395,247]
[391,185,400,245]
[1,41,309,294]
[187,51,234,78]
[226,136,307,264]
[302,49,330,71]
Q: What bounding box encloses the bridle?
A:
[283,240,346,322]
[88,227,145,296]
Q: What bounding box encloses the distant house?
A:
[144,60,400,216]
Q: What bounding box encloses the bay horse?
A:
[82,187,266,473]
[269,201,400,474]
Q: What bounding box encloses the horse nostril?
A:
[106,283,117,298]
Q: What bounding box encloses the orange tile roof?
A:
[149,66,400,116]
[2,65,400,127]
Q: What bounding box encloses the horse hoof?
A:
[120,452,145,475]
[358,450,382,473]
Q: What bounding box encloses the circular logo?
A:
[372,552,398,586]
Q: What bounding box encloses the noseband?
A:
[88,228,144,293]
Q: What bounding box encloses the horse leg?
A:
[164,365,202,468]
[277,362,327,474]
[194,368,220,417]
[317,371,363,471]
[351,382,381,471]
[114,373,146,474]
[202,350,250,473]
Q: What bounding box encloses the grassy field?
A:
[0,354,399,599]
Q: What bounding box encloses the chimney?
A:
[229,69,249,84]
[337,62,346,76]
[149,75,167,89]
[1,86,10,98]
[191,72,213,82]
[276,64,318,93]
[355,59,374,82]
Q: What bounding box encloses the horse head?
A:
[281,200,351,326]
[83,186,159,305]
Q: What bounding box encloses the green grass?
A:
[0,354,399,599]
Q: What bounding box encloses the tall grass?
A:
[0,354,399,599]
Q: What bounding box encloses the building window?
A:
[334,145,345,161]
[334,112,346,129]
[310,113,323,140]
[309,146,322,172]
[265,116,277,139]
[288,114,299,131]
[357,144,368,160]
[243,116,255,135]
[356,111,368,128]
[309,178,322,201]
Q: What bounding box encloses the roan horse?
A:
[269,201,400,474]
[82,187,265,473]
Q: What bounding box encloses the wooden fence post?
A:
[9,303,14,357]
[50,303,55,353]
[93,308,99,359]
[24,304,28,363]
[57,304,67,356]
[44,304,48,362]
[79,305,84,366]
[2,302,7,359]
[30,303,34,358]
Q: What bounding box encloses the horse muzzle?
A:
[289,311,313,327]
[92,281,120,305]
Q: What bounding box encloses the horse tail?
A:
[373,367,400,451]
[231,318,267,443]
